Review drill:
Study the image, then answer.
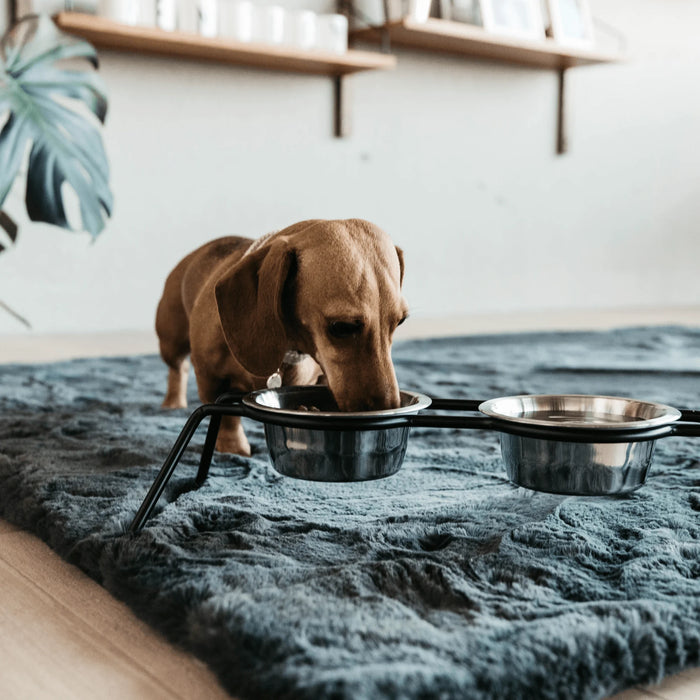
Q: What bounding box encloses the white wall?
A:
[0,0,699,334]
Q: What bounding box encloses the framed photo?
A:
[547,0,594,47]
[440,0,483,25]
[481,0,545,40]
[356,0,432,24]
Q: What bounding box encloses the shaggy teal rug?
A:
[0,326,699,699]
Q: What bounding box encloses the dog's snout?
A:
[367,388,401,411]
[335,384,401,412]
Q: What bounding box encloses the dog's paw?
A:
[161,397,187,409]
[215,435,252,457]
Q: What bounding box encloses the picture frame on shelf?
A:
[352,0,432,25]
[480,0,545,41]
[439,0,483,26]
[547,0,594,47]
[393,0,433,23]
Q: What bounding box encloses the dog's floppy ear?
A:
[215,239,295,377]
[396,246,405,286]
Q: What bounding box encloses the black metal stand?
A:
[129,405,225,533]
[128,394,700,534]
[195,413,221,487]
[128,392,252,533]
[127,395,488,533]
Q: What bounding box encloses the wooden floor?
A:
[0,520,231,700]
[1,306,699,699]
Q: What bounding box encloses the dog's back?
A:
[155,236,252,405]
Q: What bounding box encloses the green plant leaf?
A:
[0,14,111,238]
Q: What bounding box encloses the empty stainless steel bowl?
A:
[479,394,682,495]
[243,386,432,481]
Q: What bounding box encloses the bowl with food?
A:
[243,386,432,481]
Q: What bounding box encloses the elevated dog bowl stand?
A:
[127,394,485,533]
[128,393,700,533]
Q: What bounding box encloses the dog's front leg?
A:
[194,369,251,456]
[215,416,251,457]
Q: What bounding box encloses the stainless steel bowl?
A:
[243,386,432,481]
[479,394,682,495]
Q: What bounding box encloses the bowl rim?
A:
[243,386,432,419]
[478,393,682,431]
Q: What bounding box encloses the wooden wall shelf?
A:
[51,12,621,147]
[53,12,396,76]
[350,18,620,70]
[351,18,621,153]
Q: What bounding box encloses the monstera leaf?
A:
[0,14,112,239]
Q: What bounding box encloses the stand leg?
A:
[128,406,209,533]
[195,414,221,487]
[195,391,246,486]
[128,401,246,533]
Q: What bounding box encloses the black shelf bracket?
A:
[557,67,568,154]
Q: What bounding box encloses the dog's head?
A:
[215,219,407,411]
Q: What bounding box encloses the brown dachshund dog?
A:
[155,219,408,456]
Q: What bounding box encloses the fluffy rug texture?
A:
[1,326,699,699]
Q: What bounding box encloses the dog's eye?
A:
[397,315,408,327]
[328,320,364,339]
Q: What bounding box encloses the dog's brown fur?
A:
[155,219,408,455]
